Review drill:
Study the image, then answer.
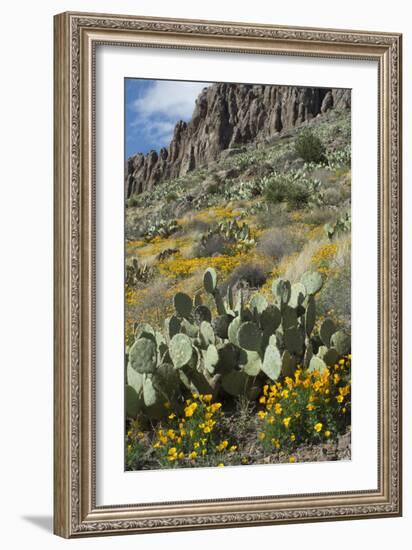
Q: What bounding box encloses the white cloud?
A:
[138,120,175,146]
[129,80,209,149]
[132,80,209,120]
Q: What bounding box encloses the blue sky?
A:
[125,79,209,159]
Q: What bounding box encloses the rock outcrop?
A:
[126,83,350,197]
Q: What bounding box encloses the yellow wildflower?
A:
[184,402,198,417]
[314,423,323,433]
[283,417,292,428]
[275,403,283,415]
[271,438,280,449]
[216,440,229,451]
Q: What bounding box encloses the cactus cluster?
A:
[143,218,179,241]
[126,267,351,420]
[200,220,256,254]
[125,258,153,286]
[324,211,351,240]
[222,178,265,201]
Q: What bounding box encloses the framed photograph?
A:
[54,11,402,538]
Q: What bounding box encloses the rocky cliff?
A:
[126,83,350,198]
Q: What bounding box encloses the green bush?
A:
[165,191,178,203]
[127,196,139,208]
[264,174,310,210]
[295,128,325,163]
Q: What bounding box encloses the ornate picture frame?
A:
[53,11,402,538]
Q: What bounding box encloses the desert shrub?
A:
[264,173,311,210]
[295,128,326,163]
[165,191,178,203]
[207,182,221,195]
[127,196,139,208]
[224,263,267,290]
[299,206,337,226]
[255,203,291,229]
[257,227,303,261]
[322,186,342,206]
[256,357,351,456]
[249,162,274,180]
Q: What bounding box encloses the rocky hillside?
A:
[125,83,350,197]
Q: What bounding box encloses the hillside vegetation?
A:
[125,108,352,470]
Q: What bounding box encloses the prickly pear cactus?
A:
[129,337,157,374]
[169,333,193,369]
[301,270,323,296]
[127,266,351,411]
[173,292,193,318]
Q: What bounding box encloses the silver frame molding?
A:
[54,11,402,538]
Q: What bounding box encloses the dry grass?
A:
[283,239,322,283]
[257,226,304,261]
[298,206,337,226]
